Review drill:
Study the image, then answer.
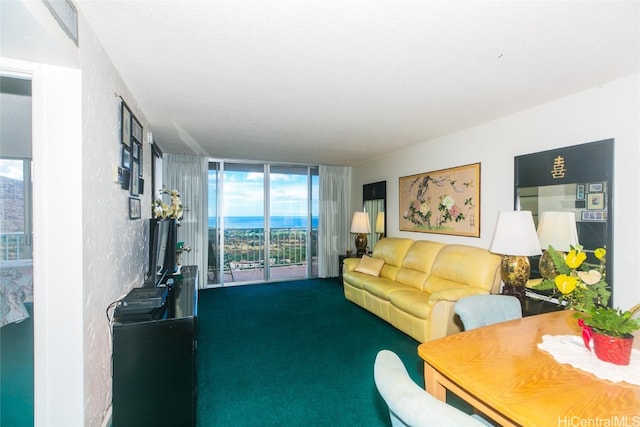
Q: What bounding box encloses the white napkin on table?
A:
[537,334,640,386]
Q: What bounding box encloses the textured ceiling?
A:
[76,1,639,166]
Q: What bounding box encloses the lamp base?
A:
[539,250,565,280]
[355,233,368,257]
[500,255,531,305]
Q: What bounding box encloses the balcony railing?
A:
[207,227,318,283]
[0,232,31,261]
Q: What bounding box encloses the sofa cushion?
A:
[363,278,413,300]
[395,241,445,289]
[342,271,373,289]
[355,255,385,277]
[389,289,433,319]
[423,244,501,294]
[371,238,415,280]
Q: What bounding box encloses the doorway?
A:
[0,76,34,426]
[207,161,318,286]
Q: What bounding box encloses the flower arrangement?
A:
[534,245,610,311]
[152,186,184,221]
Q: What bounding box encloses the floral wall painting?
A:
[399,162,481,237]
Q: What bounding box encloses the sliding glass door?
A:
[207,161,318,286]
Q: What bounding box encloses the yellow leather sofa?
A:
[342,237,502,342]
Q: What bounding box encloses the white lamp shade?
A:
[537,211,579,252]
[375,212,385,233]
[489,211,542,256]
[351,212,371,234]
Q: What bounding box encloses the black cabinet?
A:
[112,266,198,427]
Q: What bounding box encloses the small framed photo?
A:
[121,102,131,147]
[576,184,585,200]
[587,192,605,210]
[121,145,131,169]
[130,160,139,196]
[129,197,141,220]
[138,178,144,195]
[581,210,607,221]
[121,168,130,190]
[588,182,604,192]
[132,142,139,160]
[131,117,143,143]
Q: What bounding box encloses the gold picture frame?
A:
[399,162,480,237]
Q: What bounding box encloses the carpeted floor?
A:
[196,278,425,426]
[0,304,34,427]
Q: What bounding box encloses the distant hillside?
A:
[0,175,25,233]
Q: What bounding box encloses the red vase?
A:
[592,332,634,365]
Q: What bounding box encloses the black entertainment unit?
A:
[111,266,198,427]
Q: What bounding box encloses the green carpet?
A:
[0,304,34,427]
[196,278,423,426]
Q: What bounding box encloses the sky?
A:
[209,170,318,217]
[0,159,23,180]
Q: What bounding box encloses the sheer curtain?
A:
[163,154,208,288]
[318,165,351,278]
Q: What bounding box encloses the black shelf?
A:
[112,266,198,427]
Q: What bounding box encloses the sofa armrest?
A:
[343,257,361,273]
[429,287,489,303]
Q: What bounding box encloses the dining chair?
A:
[374,350,492,427]
[455,295,522,331]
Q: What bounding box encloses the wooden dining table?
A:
[417,310,640,426]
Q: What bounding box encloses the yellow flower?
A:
[554,274,577,294]
[594,248,606,261]
[565,250,587,269]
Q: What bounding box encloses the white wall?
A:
[78,10,153,427]
[2,2,153,426]
[353,73,640,310]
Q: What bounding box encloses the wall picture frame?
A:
[587,192,605,210]
[576,184,585,200]
[130,160,139,196]
[131,117,143,143]
[121,102,131,147]
[399,162,480,237]
[129,197,141,220]
[588,182,604,192]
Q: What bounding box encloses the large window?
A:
[207,161,318,286]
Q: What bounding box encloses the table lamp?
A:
[375,212,385,239]
[489,211,542,302]
[351,212,371,257]
[536,211,579,279]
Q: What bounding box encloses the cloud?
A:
[0,159,24,180]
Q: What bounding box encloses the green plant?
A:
[534,245,610,311]
[575,306,640,338]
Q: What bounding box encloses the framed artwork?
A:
[129,197,141,220]
[576,184,585,200]
[581,210,607,221]
[121,145,131,169]
[131,117,143,143]
[132,142,139,160]
[130,160,139,196]
[588,182,604,192]
[587,192,605,210]
[121,168,131,190]
[121,102,131,147]
[399,162,481,237]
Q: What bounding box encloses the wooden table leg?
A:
[423,362,447,401]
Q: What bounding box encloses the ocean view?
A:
[208,216,318,229]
